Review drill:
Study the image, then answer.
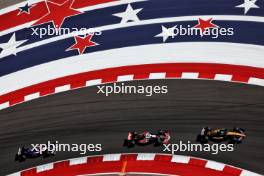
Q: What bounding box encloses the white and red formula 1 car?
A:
[123,130,170,148]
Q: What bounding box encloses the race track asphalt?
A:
[0,0,24,8]
[0,79,263,175]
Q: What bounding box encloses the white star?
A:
[155,25,177,42]
[0,33,27,58]
[236,0,259,14]
[113,4,143,24]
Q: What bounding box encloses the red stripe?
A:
[154,154,172,162]
[120,154,138,161]
[40,87,55,96]
[188,158,207,167]
[70,80,86,89]
[223,166,243,176]
[71,0,118,9]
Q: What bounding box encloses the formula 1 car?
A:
[196,127,246,144]
[123,130,170,148]
[15,143,56,162]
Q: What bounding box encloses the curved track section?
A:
[1,63,264,110]
[7,153,262,176]
[0,79,263,175]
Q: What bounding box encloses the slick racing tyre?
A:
[15,154,26,162]
[42,150,56,158]
[154,137,163,147]
[228,135,243,144]
[228,138,242,144]
[229,127,245,144]
[196,134,208,144]
[123,139,135,148]
[157,129,165,135]
[14,154,19,161]
[233,127,245,133]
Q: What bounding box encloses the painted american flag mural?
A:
[0,0,264,109]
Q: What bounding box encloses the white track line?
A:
[55,84,71,93]
[0,102,9,110]
[103,154,121,161]
[149,73,166,79]
[86,79,102,86]
[24,92,40,101]
[171,155,190,163]
[181,72,199,79]
[69,157,88,165]
[117,75,134,82]
[248,78,264,86]
[214,74,233,81]
[36,163,53,173]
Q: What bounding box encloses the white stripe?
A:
[0,102,9,110]
[55,84,71,93]
[36,163,53,172]
[171,155,190,163]
[240,170,262,176]
[24,92,40,101]
[0,42,264,96]
[248,77,264,86]
[181,72,199,79]
[137,153,156,160]
[205,161,225,171]
[149,72,166,79]
[2,15,264,55]
[214,74,233,81]
[117,75,134,82]
[86,79,102,86]
[103,154,121,161]
[69,157,87,165]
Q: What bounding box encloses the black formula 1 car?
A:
[196,127,246,144]
[15,143,56,162]
[123,130,170,148]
